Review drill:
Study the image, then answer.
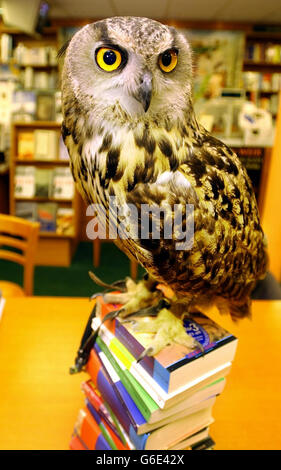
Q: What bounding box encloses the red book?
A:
[73,407,112,450]
[69,434,87,450]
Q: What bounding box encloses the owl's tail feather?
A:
[228,298,252,321]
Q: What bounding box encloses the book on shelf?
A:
[245,42,281,64]
[14,166,35,198]
[95,295,238,395]
[56,208,74,236]
[12,90,36,121]
[15,201,37,221]
[0,33,13,63]
[34,168,53,198]
[51,167,74,200]
[36,202,57,232]
[17,132,34,160]
[34,130,58,160]
[15,202,74,235]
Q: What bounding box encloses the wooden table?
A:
[0,297,280,450]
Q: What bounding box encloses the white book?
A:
[34,130,58,160]
[14,166,35,198]
[52,167,74,199]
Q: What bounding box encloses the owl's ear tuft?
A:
[57,39,71,59]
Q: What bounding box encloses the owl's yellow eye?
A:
[96,47,122,72]
[158,49,178,73]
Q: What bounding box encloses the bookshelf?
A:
[9,121,80,266]
[243,31,281,117]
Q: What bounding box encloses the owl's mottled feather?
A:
[61,17,268,322]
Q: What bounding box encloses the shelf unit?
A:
[243,31,281,116]
[10,121,80,266]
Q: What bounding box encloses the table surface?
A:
[0,297,280,450]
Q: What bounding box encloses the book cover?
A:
[34,130,58,160]
[34,168,53,198]
[51,167,74,200]
[36,202,57,232]
[96,296,238,394]
[95,337,158,422]
[56,208,74,235]
[12,90,36,121]
[69,434,87,450]
[17,132,34,160]
[14,166,35,198]
[96,318,229,411]
[15,201,37,221]
[86,399,131,450]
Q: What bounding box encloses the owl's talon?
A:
[119,299,167,320]
[88,270,126,293]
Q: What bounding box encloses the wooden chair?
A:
[93,239,138,280]
[0,214,40,297]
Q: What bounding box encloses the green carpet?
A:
[0,242,144,297]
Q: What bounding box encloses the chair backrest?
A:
[0,214,40,296]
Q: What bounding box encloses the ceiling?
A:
[47,0,281,24]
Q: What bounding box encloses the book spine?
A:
[86,349,147,450]
[99,324,166,407]
[108,308,170,390]
[69,434,87,450]
[81,380,120,438]
[96,336,154,421]
[74,408,112,450]
[86,400,128,450]
[94,344,147,430]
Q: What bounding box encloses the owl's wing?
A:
[117,134,267,311]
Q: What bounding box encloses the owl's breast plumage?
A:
[63,115,268,317]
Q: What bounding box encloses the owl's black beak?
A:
[135,71,152,112]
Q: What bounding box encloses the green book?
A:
[96,336,158,421]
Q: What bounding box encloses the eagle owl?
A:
[61,17,268,353]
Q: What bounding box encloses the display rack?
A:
[243,31,281,117]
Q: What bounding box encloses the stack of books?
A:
[70,295,238,451]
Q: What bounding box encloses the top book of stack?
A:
[94,295,238,398]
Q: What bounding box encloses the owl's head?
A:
[62,17,193,125]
